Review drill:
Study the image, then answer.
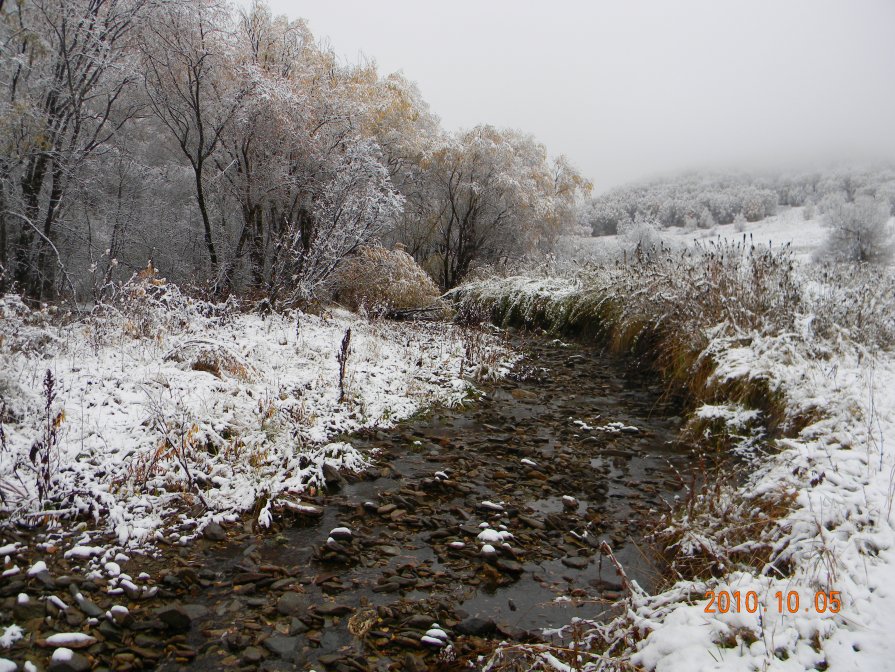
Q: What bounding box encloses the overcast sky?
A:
[263,0,895,192]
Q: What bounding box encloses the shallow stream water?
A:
[158,332,695,670]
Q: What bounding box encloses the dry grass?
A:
[650,460,797,586]
[470,641,638,672]
[808,262,895,349]
[451,240,803,434]
[329,245,445,317]
[79,262,241,349]
[163,339,257,382]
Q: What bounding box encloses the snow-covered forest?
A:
[580,167,895,242]
[3,1,895,672]
[0,0,589,303]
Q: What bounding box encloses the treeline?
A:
[581,166,895,236]
[0,0,590,305]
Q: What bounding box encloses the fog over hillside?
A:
[278,0,895,190]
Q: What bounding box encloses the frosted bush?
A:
[619,215,664,256]
[816,193,894,263]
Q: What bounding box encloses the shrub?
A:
[619,215,664,257]
[0,294,60,355]
[803,200,816,220]
[88,262,240,345]
[816,194,894,263]
[329,245,444,317]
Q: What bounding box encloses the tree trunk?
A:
[194,160,218,272]
[36,162,64,300]
[0,192,7,293]
[250,207,264,289]
[13,157,48,296]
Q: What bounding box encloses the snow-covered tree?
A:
[817,194,894,263]
[620,213,663,256]
[140,0,248,276]
[408,126,587,289]
[0,0,146,299]
[270,139,403,305]
[212,3,313,293]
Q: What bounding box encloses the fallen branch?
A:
[22,508,79,518]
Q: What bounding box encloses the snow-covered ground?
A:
[630,328,895,671]
[617,216,895,671]
[0,276,515,670]
[0,277,513,551]
[686,208,828,260]
[560,206,829,264]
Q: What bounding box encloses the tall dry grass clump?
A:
[807,263,895,349]
[451,239,802,429]
[330,245,444,317]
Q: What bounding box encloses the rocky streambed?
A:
[1,332,700,671]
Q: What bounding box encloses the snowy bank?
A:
[451,246,895,671]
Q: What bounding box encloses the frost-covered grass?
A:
[451,245,895,671]
[0,273,513,549]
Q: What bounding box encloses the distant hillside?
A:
[579,165,895,236]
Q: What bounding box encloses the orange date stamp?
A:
[704,590,842,614]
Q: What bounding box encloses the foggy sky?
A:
[264,0,895,192]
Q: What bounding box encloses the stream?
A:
[1,331,700,672]
[154,332,694,671]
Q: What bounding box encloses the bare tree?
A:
[269,139,403,306]
[0,0,146,300]
[413,126,586,289]
[140,0,246,278]
[213,3,311,293]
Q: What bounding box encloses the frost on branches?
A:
[275,140,405,305]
